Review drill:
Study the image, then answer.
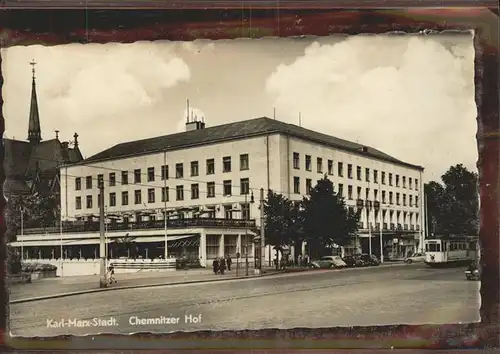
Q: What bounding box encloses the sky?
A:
[2,34,476,183]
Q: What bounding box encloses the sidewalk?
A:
[9,267,280,303]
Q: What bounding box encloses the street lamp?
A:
[245,190,255,276]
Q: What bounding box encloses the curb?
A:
[9,270,287,304]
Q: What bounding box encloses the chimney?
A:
[73,132,79,148]
[361,146,368,153]
[185,115,206,132]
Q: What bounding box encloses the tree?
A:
[4,193,61,242]
[425,164,479,238]
[263,190,296,268]
[301,176,360,259]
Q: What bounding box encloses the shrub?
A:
[21,262,57,273]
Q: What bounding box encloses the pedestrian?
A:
[226,255,232,271]
[297,254,302,267]
[219,257,226,275]
[304,254,309,266]
[212,258,219,275]
[107,264,116,284]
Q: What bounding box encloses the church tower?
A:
[27,59,42,144]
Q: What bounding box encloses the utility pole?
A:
[245,192,249,276]
[99,180,107,288]
[260,187,265,272]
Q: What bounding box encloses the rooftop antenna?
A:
[299,112,302,127]
[273,107,276,120]
[186,99,190,123]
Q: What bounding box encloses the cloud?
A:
[2,42,191,126]
[265,35,476,181]
[176,106,207,133]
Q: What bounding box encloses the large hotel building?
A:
[13,116,425,270]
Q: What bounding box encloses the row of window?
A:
[75,178,251,209]
[292,153,419,190]
[74,154,250,190]
[293,177,420,207]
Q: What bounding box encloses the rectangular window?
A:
[176,185,184,201]
[415,179,419,190]
[396,192,400,205]
[206,235,220,259]
[415,196,419,207]
[338,183,344,197]
[109,173,116,186]
[293,177,300,194]
[75,196,82,209]
[306,178,312,194]
[86,195,93,208]
[86,176,92,189]
[223,156,231,173]
[121,171,128,185]
[109,192,116,207]
[389,173,393,186]
[409,195,413,207]
[224,205,233,219]
[382,190,386,204]
[403,176,406,188]
[190,161,199,177]
[241,203,250,220]
[403,194,407,206]
[134,190,142,204]
[191,184,199,199]
[374,170,378,184]
[75,177,81,190]
[161,187,169,202]
[223,180,232,196]
[175,163,183,178]
[356,166,362,180]
[147,167,155,182]
[374,189,378,201]
[148,188,155,203]
[240,178,250,195]
[161,165,169,180]
[357,186,362,199]
[293,153,300,169]
[381,171,386,185]
[240,154,249,170]
[97,174,104,186]
[206,159,215,175]
[365,168,370,182]
[305,155,312,171]
[134,169,141,183]
[396,175,400,187]
[389,192,393,204]
[207,182,215,198]
[409,177,413,189]
[365,188,370,200]
[348,164,353,179]
[122,191,129,205]
[348,185,353,200]
[327,160,333,175]
[338,162,344,177]
[317,158,323,173]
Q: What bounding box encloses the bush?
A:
[21,262,57,273]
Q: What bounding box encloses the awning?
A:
[10,234,198,247]
[162,236,200,248]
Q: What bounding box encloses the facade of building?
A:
[12,115,425,270]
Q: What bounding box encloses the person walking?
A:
[107,263,116,284]
[212,258,219,275]
[226,255,232,271]
[297,254,302,267]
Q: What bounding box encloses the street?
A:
[9,264,479,337]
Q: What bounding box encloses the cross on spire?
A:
[30,59,36,79]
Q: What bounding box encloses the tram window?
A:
[427,243,440,252]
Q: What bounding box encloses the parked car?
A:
[342,255,365,267]
[404,252,425,264]
[360,253,380,266]
[310,256,347,269]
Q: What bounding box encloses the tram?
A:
[424,237,479,267]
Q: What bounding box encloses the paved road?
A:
[9,264,479,337]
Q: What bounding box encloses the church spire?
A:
[27,59,42,144]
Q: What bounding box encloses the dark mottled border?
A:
[0,3,498,351]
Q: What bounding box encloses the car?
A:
[359,253,380,266]
[404,252,425,264]
[311,256,347,269]
[342,255,365,267]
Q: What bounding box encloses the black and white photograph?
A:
[3,34,480,337]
